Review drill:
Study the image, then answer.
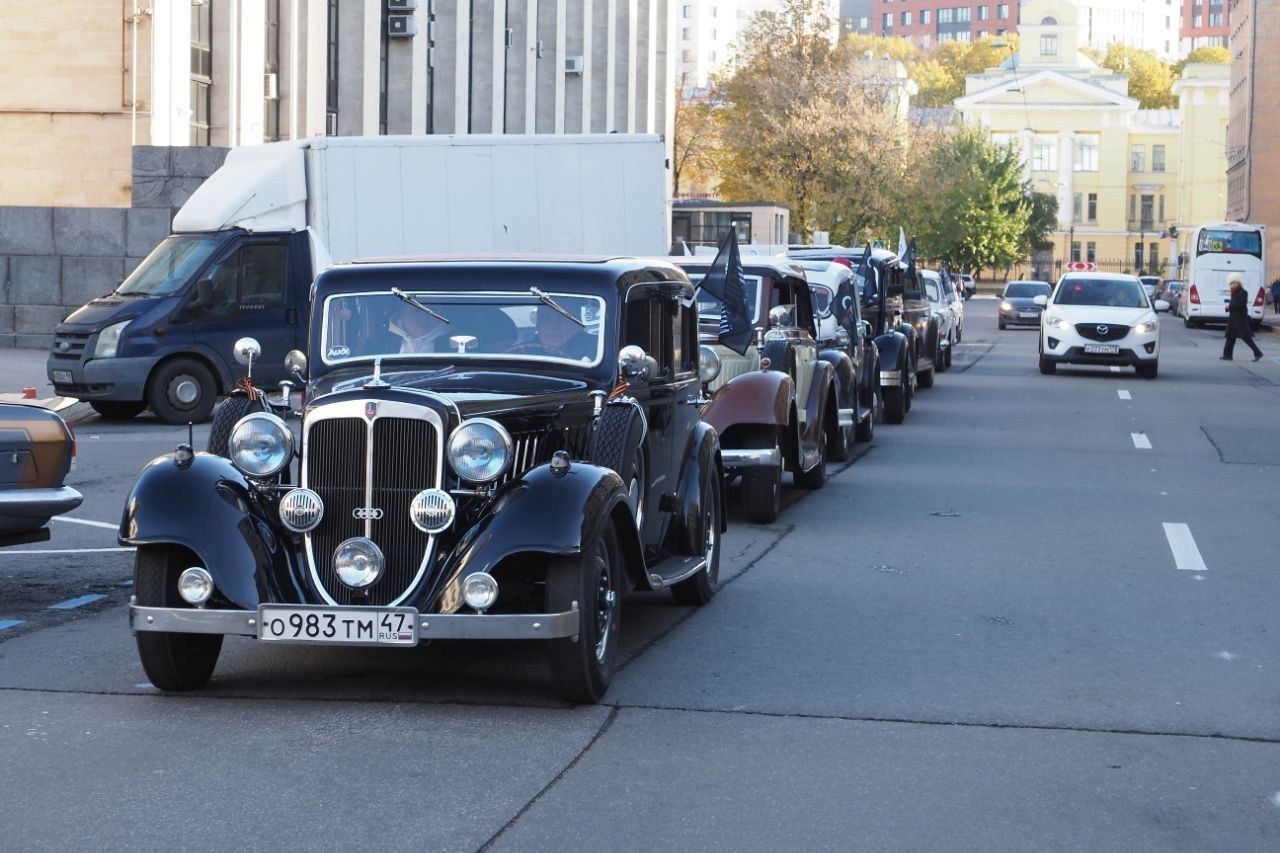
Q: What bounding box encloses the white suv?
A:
[1037,273,1162,379]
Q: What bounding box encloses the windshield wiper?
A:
[391,288,451,324]
[530,287,586,327]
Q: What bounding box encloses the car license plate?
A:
[257,605,418,646]
[1083,344,1120,354]
[52,370,72,383]
[1018,312,1038,319]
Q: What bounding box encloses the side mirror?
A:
[1153,299,1170,313]
[859,319,872,340]
[284,349,308,380]
[233,336,262,367]
[618,345,654,381]
[698,345,721,384]
[196,278,215,311]
[1032,295,1048,307]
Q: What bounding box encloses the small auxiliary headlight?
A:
[333,537,384,589]
[177,567,214,606]
[279,488,324,532]
[462,572,499,612]
[410,489,455,533]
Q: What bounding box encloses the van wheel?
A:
[148,358,217,425]
[546,523,621,704]
[134,545,222,691]
[1183,315,1195,329]
[90,401,146,420]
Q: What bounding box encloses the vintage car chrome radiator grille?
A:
[306,415,440,606]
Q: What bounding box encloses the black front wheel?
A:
[793,418,827,490]
[671,479,721,606]
[546,524,622,704]
[741,456,782,524]
[134,545,222,691]
[90,400,146,420]
[883,385,906,424]
[147,358,218,425]
[855,386,877,442]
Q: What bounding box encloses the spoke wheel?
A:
[672,479,721,605]
[546,524,621,704]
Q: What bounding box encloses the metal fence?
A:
[994,258,1172,284]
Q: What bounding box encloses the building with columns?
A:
[955,0,1228,275]
[0,0,678,208]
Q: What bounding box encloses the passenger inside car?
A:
[510,305,596,360]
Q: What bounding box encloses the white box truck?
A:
[48,134,670,422]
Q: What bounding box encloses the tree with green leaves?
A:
[1093,44,1178,109]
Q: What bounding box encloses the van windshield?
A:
[117,235,222,296]
[1196,229,1263,259]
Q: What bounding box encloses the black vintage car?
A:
[122,256,725,704]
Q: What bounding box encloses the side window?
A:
[624,296,673,376]
[903,271,925,300]
[795,285,816,336]
[924,280,940,302]
[672,298,697,374]
[201,242,287,315]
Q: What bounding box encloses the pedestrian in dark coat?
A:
[1221,272,1264,362]
[1270,277,1280,315]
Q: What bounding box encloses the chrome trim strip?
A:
[129,604,579,640]
[880,370,903,385]
[0,486,83,513]
[720,447,782,469]
[647,558,707,589]
[837,407,855,427]
[302,400,445,607]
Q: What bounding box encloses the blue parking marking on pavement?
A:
[0,620,25,631]
[48,594,107,611]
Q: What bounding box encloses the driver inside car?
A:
[510,305,596,360]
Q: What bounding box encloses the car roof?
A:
[1057,272,1141,282]
[1005,280,1051,286]
[670,255,809,282]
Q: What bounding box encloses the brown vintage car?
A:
[0,402,82,546]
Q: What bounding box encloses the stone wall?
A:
[0,145,228,349]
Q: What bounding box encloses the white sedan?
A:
[1037,272,1163,380]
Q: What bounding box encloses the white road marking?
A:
[1118,390,1132,400]
[50,516,118,531]
[0,547,134,555]
[1131,433,1152,449]
[1164,523,1209,572]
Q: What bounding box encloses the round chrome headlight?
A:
[177,567,214,605]
[410,489,455,533]
[462,572,499,612]
[333,537,384,589]
[448,418,512,484]
[698,345,721,384]
[279,488,324,533]
[229,412,294,478]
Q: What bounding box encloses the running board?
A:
[647,555,707,589]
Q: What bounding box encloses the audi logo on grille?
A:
[1096,324,1109,336]
[352,507,384,520]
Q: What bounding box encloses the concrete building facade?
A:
[1225,0,1280,279]
[957,0,1228,275]
[0,0,678,209]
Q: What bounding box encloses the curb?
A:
[0,393,80,413]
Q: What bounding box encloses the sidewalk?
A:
[0,347,76,411]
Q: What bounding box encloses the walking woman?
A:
[1221,273,1264,362]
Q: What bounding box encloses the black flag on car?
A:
[854,246,875,303]
[697,229,754,355]
[903,238,918,281]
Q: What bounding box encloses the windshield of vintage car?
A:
[689,273,763,324]
[116,235,222,296]
[1053,279,1149,308]
[924,279,941,302]
[320,290,607,367]
[1004,282,1052,299]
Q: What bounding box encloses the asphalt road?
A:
[3,300,1279,850]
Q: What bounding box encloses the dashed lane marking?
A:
[1131,433,1152,449]
[1163,523,1209,572]
[48,594,107,611]
[1118,390,1132,400]
[50,516,119,531]
[0,620,24,631]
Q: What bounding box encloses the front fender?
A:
[818,348,855,408]
[666,423,725,558]
[800,359,834,446]
[434,462,642,605]
[700,369,794,435]
[873,331,910,385]
[119,453,283,610]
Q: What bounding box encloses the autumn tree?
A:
[909,35,1019,108]
[1171,44,1230,79]
[672,88,720,198]
[1096,44,1178,109]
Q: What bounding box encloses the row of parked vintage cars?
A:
[3,244,965,704]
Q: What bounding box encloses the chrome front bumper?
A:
[719,446,782,470]
[880,370,903,386]
[129,602,580,642]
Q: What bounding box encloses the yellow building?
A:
[955,0,1229,277]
